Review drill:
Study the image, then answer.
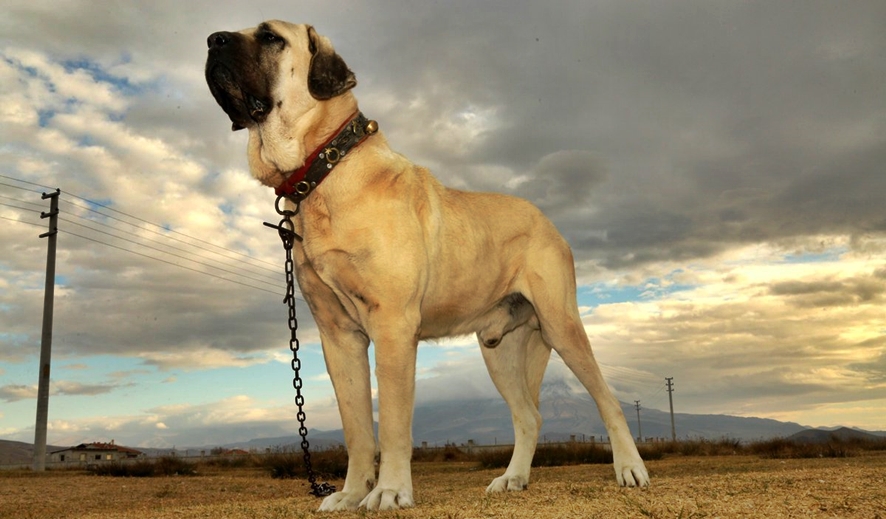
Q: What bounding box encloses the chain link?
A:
[265,195,335,498]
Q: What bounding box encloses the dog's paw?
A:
[614,457,650,488]
[358,486,415,511]
[318,490,366,512]
[486,473,529,493]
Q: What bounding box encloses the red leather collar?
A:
[275,112,377,199]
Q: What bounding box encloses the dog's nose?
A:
[207,31,233,49]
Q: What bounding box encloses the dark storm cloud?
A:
[276,2,884,274]
[8,1,882,272]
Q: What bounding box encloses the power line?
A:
[58,216,282,290]
[598,364,662,394]
[2,174,280,275]
[63,198,280,273]
[0,214,45,228]
[1,175,296,297]
[0,192,47,207]
[58,210,281,285]
[643,381,668,409]
[0,199,45,213]
[62,192,280,271]
[0,174,53,191]
[60,228,284,296]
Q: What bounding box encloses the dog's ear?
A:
[307,27,357,100]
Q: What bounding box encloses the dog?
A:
[205,20,649,511]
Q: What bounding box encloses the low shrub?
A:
[200,455,252,469]
[154,456,198,476]
[534,444,613,467]
[750,437,855,459]
[89,457,196,477]
[476,443,614,469]
[258,447,348,480]
[413,444,469,462]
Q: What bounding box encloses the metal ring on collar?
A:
[295,181,312,195]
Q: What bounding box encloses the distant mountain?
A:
[0,439,67,466]
[5,385,883,462]
[787,427,884,444]
[213,381,815,452]
[218,433,346,452]
[407,380,809,446]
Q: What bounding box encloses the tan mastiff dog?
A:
[205,20,649,511]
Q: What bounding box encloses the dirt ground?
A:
[2,454,884,518]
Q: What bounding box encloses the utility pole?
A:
[666,377,676,442]
[634,400,642,442]
[33,189,59,471]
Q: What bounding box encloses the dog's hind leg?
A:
[481,323,551,492]
[524,241,650,488]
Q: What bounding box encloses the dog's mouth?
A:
[206,63,272,131]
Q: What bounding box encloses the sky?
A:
[1,1,884,450]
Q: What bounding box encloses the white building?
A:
[50,441,144,464]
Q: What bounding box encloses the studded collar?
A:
[275,111,378,200]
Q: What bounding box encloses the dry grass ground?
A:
[2,454,885,518]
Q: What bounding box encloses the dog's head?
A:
[205,21,357,185]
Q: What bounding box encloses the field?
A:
[2,453,885,518]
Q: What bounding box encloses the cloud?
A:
[0,384,37,403]
[582,247,886,418]
[1,0,885,444]
[0,380,122,402]
[0,46,304,366]
[15,394,341,448]
[136,349,277,371]
[509,150,608,218]
[54,380,121,397]
[414,357,500,405]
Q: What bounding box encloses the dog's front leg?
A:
[315,325,376,512]
[358,315,419,511]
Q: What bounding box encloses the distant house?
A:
[49,440,144,464]
[220,448,250,456]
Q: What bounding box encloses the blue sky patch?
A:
[781,248,847,264]
[61,57,143,97]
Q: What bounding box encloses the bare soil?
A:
[2,454,884,518]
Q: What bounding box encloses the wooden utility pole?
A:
[634,400,642,442]
[666,377,676,441]
[33,189,59,471]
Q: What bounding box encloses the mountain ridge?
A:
[4,392,884,464]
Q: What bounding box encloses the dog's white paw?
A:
[359,487,415,511]
[318,490,366,512]
[614,457,650,488]
[486,473,529,493]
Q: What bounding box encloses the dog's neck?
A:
[274,111,378,199]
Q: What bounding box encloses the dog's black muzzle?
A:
[205,31,272,131]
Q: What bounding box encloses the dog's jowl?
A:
[206,20,649,512]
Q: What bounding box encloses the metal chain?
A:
[264,195,335,498]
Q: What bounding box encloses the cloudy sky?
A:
[1,1,884,449]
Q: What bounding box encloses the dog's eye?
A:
[260,31,280,44]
